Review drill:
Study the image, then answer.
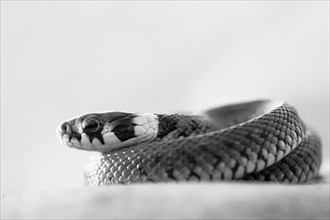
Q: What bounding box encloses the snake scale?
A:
[56,100,322,185]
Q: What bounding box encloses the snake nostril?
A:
[61,122,68,132]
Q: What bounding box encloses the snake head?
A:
[56,112,159,152]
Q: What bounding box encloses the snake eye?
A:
[82,116,102,133]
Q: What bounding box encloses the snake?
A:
[56,99,322,185]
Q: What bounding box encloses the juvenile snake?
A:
[56,100,322,185]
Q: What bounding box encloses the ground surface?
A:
[1,177,329,219]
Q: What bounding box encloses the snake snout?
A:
[57,122,74,136]
[58,119,82,135]
[56,119,83,148]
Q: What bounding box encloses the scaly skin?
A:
[57,100,322,185]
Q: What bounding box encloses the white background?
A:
[1,1,329,195]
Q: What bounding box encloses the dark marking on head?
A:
[99,112,134,123]
[88,133,105,145]
[69,133,82,142]
[113,124,136,141]
[109,116,133,129]
[106,115,137,142]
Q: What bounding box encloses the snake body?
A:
[56,100,322,185]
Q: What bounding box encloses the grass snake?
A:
[56,100,322,185]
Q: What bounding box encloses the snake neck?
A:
[155,114,213,141]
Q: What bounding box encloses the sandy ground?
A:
[2,176,329,219]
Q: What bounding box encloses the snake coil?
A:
[56,100,322,185]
